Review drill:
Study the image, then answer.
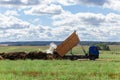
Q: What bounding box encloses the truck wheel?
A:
[89,56,96,60]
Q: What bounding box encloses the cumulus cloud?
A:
[0,13,75,41]
[0,0,40,6]
[52,11,105,27]
[0,0,120,42]
[0,0,120,11]
[3,0,64,16]
[4,10,19,16]
[0,0,40,9]
[52,11,120,41]
[103,0,120,11]
[0,14,29,30]
[0,0,75,6]
[76,0,120,11]
[53,0,76,6]
[0,12,120,41]
[32,18,42,25]
[0,13,71,41]
[76,0,108,6]
[0,14,53,41]
[24,4,63,15]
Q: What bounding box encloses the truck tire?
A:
[89,56,96,60]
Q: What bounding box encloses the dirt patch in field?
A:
[108,73,120,79]
[0,71,17,75]
[22,71,43,77]
[78,58,120,62]
[90,73,120,79]
[0,71,120,79]
[97,59,120,62]
[0,71,44,77]
[21,71,59,77]
[0,71,63,77]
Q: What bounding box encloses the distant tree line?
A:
[79,41,120,45]
[0,41,120,46]
[95,43,110,51]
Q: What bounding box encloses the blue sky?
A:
[0,0,120,42]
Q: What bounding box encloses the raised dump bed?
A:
[56,31,80,57]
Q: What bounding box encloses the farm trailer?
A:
[53,31,99,60]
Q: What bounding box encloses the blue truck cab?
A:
[89,46,99,60]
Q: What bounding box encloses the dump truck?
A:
[0,31,99,60]
[53,31,99,60]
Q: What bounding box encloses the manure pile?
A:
[0,51,61,60]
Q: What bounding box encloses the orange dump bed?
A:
[56,31,80,57]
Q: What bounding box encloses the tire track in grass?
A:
[0,71,120,79]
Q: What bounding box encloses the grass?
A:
[0,46,49,53]
[0,45,89,54]
[0,45,120,80]
[0,60,119,80]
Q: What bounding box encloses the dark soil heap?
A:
[0,51,61,60]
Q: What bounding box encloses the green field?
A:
[0,46,49,53]
[0,45,120,80]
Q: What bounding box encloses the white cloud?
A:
[0,14,29,29]
[76,0,108,6]
[0,12,120,41]
[52,11,120,41]
[0,0,120,11]
[75,0,120,11]
[103,0,120,11]
[4,10,19,16]
[52,11,105,27]
[53,0,76,6]
[0,13,74,41]
[24,4,63,15]
[0,13,61,41]
[0,0,75,6]
[0,0,40,6]
[32,18,41,24]
[0,0,120,42]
